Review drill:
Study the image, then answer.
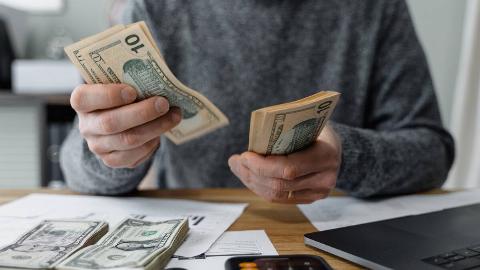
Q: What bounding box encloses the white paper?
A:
[0,193,247,257]
[299,189,480,231]
[166,230,278,269]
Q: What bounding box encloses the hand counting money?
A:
[64,22,229,144]
[248,91,340,155]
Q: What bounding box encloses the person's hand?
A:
[71,84,182,168]
[228,124,342,204]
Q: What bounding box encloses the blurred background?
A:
[0,0,478,189]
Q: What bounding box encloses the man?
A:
[60,0,455,203]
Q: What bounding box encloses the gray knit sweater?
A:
[60,0,455,198]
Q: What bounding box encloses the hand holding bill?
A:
[229,124,342,204]
[71,83,182,169]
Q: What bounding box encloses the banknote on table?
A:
[248,91,340,155]
[58,218,189,270]
[64,22,229,144]
[0,220,108,269]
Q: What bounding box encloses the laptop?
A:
[304,203,480,270]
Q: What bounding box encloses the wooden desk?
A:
[0,188,361,270]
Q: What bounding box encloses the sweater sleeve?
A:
[333,0,455,198]
[60,119,153,195]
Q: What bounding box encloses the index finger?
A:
[240,152,291,179]
[70,84,137,113]
[241,149,320,180]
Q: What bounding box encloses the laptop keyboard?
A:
[423,244,480,270]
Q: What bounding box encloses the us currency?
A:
[64,24,125,84]
[64,22,161,85]
[0,220,108,269]
[64,22,229,144]
[58,218,189,270]
[248,91,340,155]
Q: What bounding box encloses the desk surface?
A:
[0,188,361,270]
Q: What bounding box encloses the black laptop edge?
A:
[304,236,392,270]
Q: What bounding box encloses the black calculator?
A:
[225,255,333,270]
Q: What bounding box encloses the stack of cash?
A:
[0,220,108,269]
[64,22,229,144]
[58,218,189,270]
[248,91,340,155]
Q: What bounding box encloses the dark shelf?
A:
[47,104,76,123]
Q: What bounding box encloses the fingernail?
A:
[121,86,136,102]
[155,97,169,113]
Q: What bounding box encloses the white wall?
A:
[0,0,113,58]
[407,0,467,126]
[25,0,114,58]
